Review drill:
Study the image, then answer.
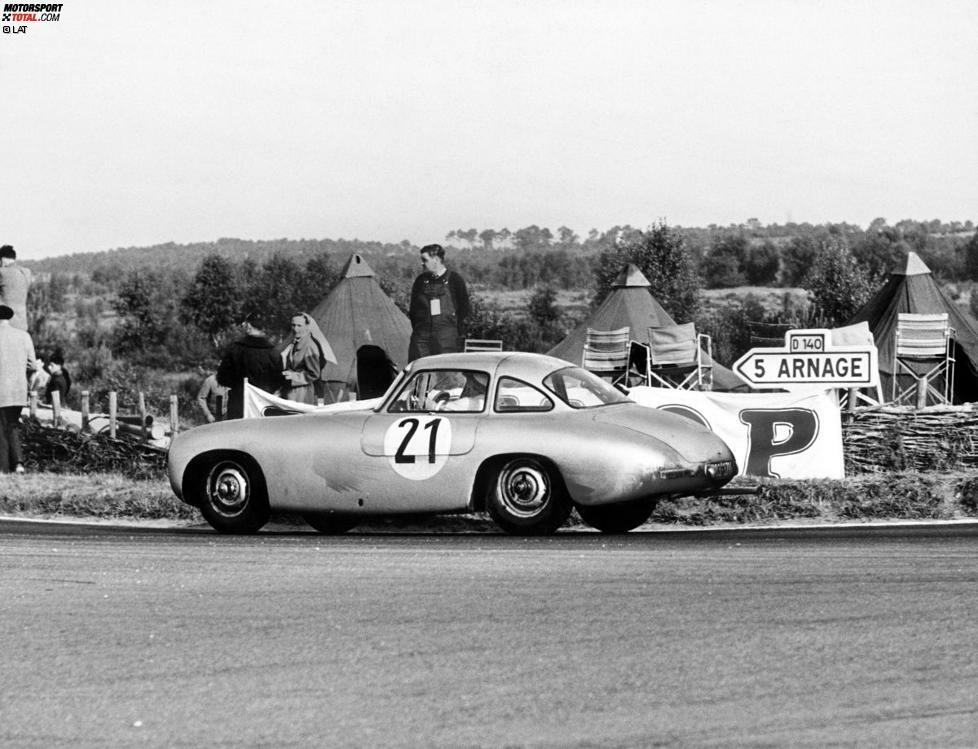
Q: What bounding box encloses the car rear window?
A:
[543,367,631,408]
[494,377,553,412]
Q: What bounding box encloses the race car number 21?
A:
[384,416,452,480]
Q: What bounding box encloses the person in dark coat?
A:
[44,351,71,406]
[408,244,470,361]
[217,319,284,419]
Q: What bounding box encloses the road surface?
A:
[2,520,977,747]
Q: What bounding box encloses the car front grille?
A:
[657,467,695,480]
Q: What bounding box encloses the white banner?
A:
[628,386,844,479]
[242,383,381,419]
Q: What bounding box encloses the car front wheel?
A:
[576,500,654,534]
[487,457,571,535]
[197,457,270,534]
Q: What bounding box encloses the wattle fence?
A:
[843,405,978,474]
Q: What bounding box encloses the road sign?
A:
[733,329,879,389]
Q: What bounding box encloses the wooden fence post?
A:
[138,392,147,440]
[109,392,117,438]
[169,395,179,436]
[51,390,61,426]
[81,391,90,432]
[916,377,928,410]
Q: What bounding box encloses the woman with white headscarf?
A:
[281,312,337,404]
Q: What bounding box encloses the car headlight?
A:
[705,460,736,480]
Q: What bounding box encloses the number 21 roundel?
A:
[383,416,453,480]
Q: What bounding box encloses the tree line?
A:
[24,220,978,399]
[28,217,977,291]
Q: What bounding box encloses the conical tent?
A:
[847,252,978,403]
[547,264,744,390]
[309,254,412,396]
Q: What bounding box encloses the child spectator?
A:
[44,351,71,406]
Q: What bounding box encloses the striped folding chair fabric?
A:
[582,327,632,382]
[892,313,955,406]
[648,323,713,390]
[463,339,504,353]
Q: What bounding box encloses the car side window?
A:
[494,377,554,413]
[388,369,489,413]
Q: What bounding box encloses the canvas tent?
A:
[309,253,412,399]
[847,252,978,404]
[547,264,744,391]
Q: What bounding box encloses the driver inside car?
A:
[439,371,488,412]
[422,371,488,412]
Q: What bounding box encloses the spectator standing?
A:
[281,312,337,404]
[408,244,470,361]
[196,369,229,423]
[44,351,71,407]
[217,318,284,419]
[0,245,33,331]
[0,304,37,473]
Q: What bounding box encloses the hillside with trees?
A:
[23,218,977,424]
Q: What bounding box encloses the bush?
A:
[592,222,701,322]
[803,238,876,326]
[21,419,167,480]
[956,476,978,515]
[833,475,949,519]
[653,472,967,526]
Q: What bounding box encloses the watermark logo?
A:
[3,3,64,35]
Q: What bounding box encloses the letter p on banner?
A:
[739,408,819,478]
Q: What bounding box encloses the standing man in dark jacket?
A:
[408,244,470,361]
[217,319,284,419]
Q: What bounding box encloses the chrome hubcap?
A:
[500,462,550,518]
[207,463,249,516]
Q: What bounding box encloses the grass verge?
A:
[2,471,977,528]
[0,472,197,521]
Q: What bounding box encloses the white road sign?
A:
[733,329,879,389]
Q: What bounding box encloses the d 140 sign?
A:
[733,329,879,389]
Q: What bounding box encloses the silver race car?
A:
[168,352,736,535]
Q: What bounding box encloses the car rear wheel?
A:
[303,512,358,535]
[488,457,571,535]
[576,500,654,534]
[197,457,269,534]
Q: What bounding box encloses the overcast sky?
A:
[2,0,976,261]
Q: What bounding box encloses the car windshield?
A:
[543,367,632,408]
[388,369,490,413]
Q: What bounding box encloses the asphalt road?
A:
[2,521,977,748]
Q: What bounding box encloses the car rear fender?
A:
[469,453,568,512]
[180,450,268,509]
